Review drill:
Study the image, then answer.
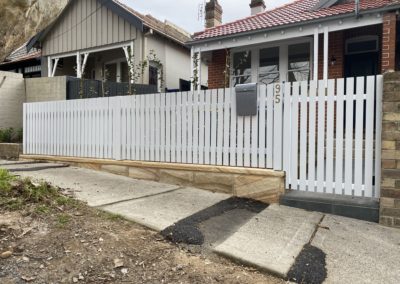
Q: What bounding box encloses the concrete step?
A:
[280,190,379,223]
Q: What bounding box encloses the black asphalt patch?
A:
[6,164,70,172]
[287,244,327,284]
[0,161,46,166]
[161,197,268,246]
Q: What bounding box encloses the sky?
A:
[120,0,293,33]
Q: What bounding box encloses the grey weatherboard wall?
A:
[42,0,139,56]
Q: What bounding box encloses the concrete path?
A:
[214,204,323,278]
[312,214,400,284]
[1,160,400,283]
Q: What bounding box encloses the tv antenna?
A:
[197,1,206,24]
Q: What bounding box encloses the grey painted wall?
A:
[25,76,67,103]
[42,0,138,56]
[0,72,25,129]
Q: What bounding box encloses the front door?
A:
[345,52,379,78]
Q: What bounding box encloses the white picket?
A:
[354,77,365,197]
[282,82,291,184]
[210,90,218,165]
[205,91,211,164]
[308,80,317,192]
[335,79,345,195]
[237,106,244,167]
[316,80,326,193]
[176,93,182,163]
[229,88,237,167]
[217,89,224,166]
[273,83,283,170]
[344,78,355,196]
[187,92,193,163]
[364,76,375,197]
[194,91,201,164]
[325,79,335,194]
[165,94,171,162]
[244,116,251,167]
[139,95,146,161]
[159,94,166,162]
[266,84,274,169]
[145,95,151,161]
[290,83,299,191]
[258,85,266,169]
[150,94,156,162]
[181,92,187,163]
[223,88,231,166]
[250,87,259,168]
[299,81,308,192]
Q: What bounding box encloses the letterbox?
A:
[235,83,258,116]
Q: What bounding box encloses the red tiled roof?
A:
[193,0,399,41]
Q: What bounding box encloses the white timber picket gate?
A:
[23,75,383,199]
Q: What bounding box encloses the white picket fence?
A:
[282,76,382,198]
[23,75,382,198]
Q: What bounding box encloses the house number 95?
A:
[274,84,281,104]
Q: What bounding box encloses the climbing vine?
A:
[224,49,231,88]
[126,47,164,95]
[191,52,200,90]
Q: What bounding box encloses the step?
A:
[280,191,379,223]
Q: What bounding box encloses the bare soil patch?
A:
[0,170,284,284]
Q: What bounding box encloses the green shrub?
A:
[0,128,23,143]
[0,128,13,143]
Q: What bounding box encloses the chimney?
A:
[250,0,266,15]
[205,0,223,28]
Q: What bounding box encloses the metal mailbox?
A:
[235,83,258,116]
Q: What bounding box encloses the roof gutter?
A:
[187,5,400,47]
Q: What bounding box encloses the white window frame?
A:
[230,37,313,86]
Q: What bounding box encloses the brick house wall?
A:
[207,22,391,88]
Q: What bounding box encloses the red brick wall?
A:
[381,12,397,73]
[208,49,229,89]
[318,31,344,80]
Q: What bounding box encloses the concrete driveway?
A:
[1,159,399,284]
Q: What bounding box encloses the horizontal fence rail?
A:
[23,75,382,198]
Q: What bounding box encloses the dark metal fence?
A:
[66,77,158,100]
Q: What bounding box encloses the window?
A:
[121,62,129,83]
[232,50,252,86]
[259,47,280,85]
[345,36,379,55]
[149,65,159,87]
[288,43,310,82]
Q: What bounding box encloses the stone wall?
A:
[20,155,285,204]
[25,76,67,102]
[380,72,400,228]
[0,143,23,159]
[0,71,25,129]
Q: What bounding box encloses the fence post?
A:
[379,73,400,228]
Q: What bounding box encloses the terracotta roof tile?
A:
[113,0,191,45]
[193,0,399,40]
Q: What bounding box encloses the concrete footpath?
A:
[1,160,400,284]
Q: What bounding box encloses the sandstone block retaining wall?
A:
[20,155,285,204]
